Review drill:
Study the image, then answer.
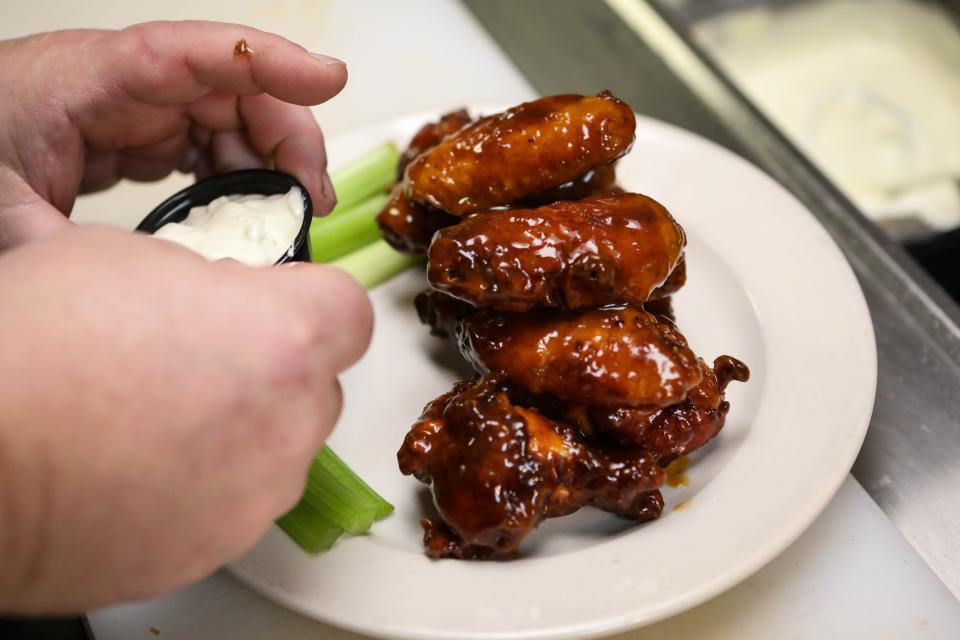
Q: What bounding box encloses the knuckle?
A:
[119,22,168,67]
[256,374,338,468]
[321,267,374,360]
[268,375,341,483]
[273,375,341,462]
[284,266,374,370]
[262,312,317,390]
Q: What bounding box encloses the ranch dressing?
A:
[153,187,304,266]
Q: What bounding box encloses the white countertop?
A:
[2,0,958,637]
[88,478,960,640]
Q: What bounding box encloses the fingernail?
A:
[320,172,337,213]
[310,52,346,67]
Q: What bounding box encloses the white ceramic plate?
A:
[230,109,877,640]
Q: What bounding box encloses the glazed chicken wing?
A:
[641,258,686,322]
[378,186,459,255]
[650,255,686,300]
[396,108,473,179]
[565,356,750,463]
[518,163,619,207]
[458,305,702,409]
[405,92,636,215]
[378,165,622,256]
[643,296,676,323]
[381,102,628,255]
[397,374,665,558]
[379,110,473,254]
[415,289,474,339]
[381,161,622,256]
[428,192,686,311]
[414,260,685,340]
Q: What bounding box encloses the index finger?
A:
[107,20,347,106]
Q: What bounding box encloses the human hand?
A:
[0,226,373,614]
[0,21,347,246]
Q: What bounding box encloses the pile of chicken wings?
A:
[377,93,749,559]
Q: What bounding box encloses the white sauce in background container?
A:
[153,187,304,267]
[696,0,960,237]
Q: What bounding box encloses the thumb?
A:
[264,262,374,373]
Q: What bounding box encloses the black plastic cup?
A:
[137,169,313,265]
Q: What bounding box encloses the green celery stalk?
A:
[310,193,389,263]
[328,142,399,212]
[277,500,344,554]
[331,240,423,290]
[302,455,378,535]
[312,447,394,520]
[275,139,412,554]
[278,444,394,551]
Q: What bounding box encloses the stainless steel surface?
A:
[657,0,799,22]
[463,0,960,598]
[661,0,960,25]
[660,0,960,245]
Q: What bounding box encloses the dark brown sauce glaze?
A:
[378,166,622,256]
[405,92,636,215]
[397,374,665,559]
[643,296,676,323]
[233,39,253,57]
[396,108,473,180]
[377,186,459,255]
[458,305,702,409]
[414,289,475,339]
[517,163,619,207]
[428,192,686,311]
[380,167,623,258]
[650,255,686,300]
[639,258,685,323]
[378,110,473,254]
[565,356,750,464]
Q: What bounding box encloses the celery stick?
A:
[302,457,378,535]
[311,193,389,263]
[275,138,409,552]
[277,501,344,554]
[329,142,398,212]
[278,443,393,550]
[331,240,423,290]
[313,447,394,520]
